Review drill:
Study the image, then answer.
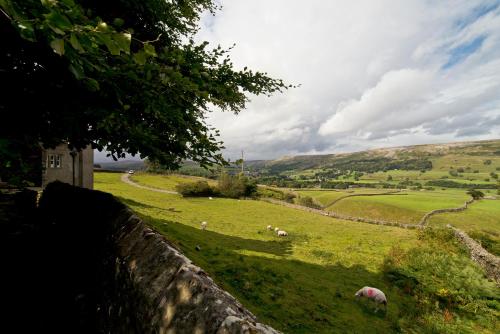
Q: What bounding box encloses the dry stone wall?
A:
[261,198,421,229]
[419,198,474,226]
[40,182,280,334]
[323,190,404,208]
[447,225,500,283]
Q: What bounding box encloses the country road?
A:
[120,173,178,194]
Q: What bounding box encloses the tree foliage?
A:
[0,0,289,183]
[466,189,484,200]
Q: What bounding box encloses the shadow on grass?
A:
[117,196,182,212]
[132,210,411,334]
[140,213,294,258]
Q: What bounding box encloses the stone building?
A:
[42,145,93,189]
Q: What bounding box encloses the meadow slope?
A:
[95,172,499,333]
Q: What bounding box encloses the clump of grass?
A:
[382,228,499,333]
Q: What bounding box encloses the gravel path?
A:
[121,173,178,194]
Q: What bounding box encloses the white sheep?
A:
[208,197,213,200]
[267,225,273,231]
[274,227,279,232]
[277,230,288,237]
[201,221,207,230]
[355,286,387,312]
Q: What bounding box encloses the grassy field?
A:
[429,199,500,256]
[296,189,398,207]
[326,189,470,224]
[362,170,494,183]
[95,172,499,333]
[431,154,500,173]
[130,172,217,190]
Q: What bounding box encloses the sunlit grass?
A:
[429,199,500,255]
[94,172,498,333]
[326,190,470,223]
[131,172,217,190]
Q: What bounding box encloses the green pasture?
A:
[363,170,495,185]
[429,199,500,256]
[296,188,396,207]
[95,173,499,333]
[327,190,470,224]
[131,172,217,190]
[431,154,500,173]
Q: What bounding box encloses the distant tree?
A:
[217,172,256,198]
[457,167,464,173]
[484,160,492,165]
[0,0,289,185]
[176,181,214,197]
[297,196,321,209]
[387,175,393,181]
[466,189,484,200]
[490,172,498,179]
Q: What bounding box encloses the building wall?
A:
[42,145,93,189]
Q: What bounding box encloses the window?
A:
[48,154,62,168]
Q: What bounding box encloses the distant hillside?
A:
[256,139,500,175]
[96,160,145,171]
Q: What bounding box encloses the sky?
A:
[96,0,500,162]
[197,0,500,160]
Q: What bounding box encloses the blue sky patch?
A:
[455,2,499,29]
[442,35,486,69]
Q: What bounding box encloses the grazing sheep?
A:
[277,230,288,237]
[201,221,207,230]
[355,286,387,312]
[267,225,273,231]
[208,197,213,200]
[274,227,279,232]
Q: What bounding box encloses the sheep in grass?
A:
[201,221,207,230]
[355,286,387,312]
[274,227,279,232]
[277,230,288,237]
[267,225,273,231]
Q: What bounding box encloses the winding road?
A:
[120,173,178,194]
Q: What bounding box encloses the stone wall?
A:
[323,190,404,208]
[447,225,500,283]
[261,198,421,229]
[39,182,279,333]
[419,198,474,226]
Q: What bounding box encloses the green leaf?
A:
[84,78,100,91]
[133,50,147,65]
[144,44,157,57]
[17,21,35,41]
[98,34,120,55]
[114,32,131,55]
[113,17,124,27]
[69,33,84,52]
[50,38,65,56]
[45,11,72,33]
[68,62,84,80]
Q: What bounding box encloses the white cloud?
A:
[195,0,500,160]
[318,69,434,136]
